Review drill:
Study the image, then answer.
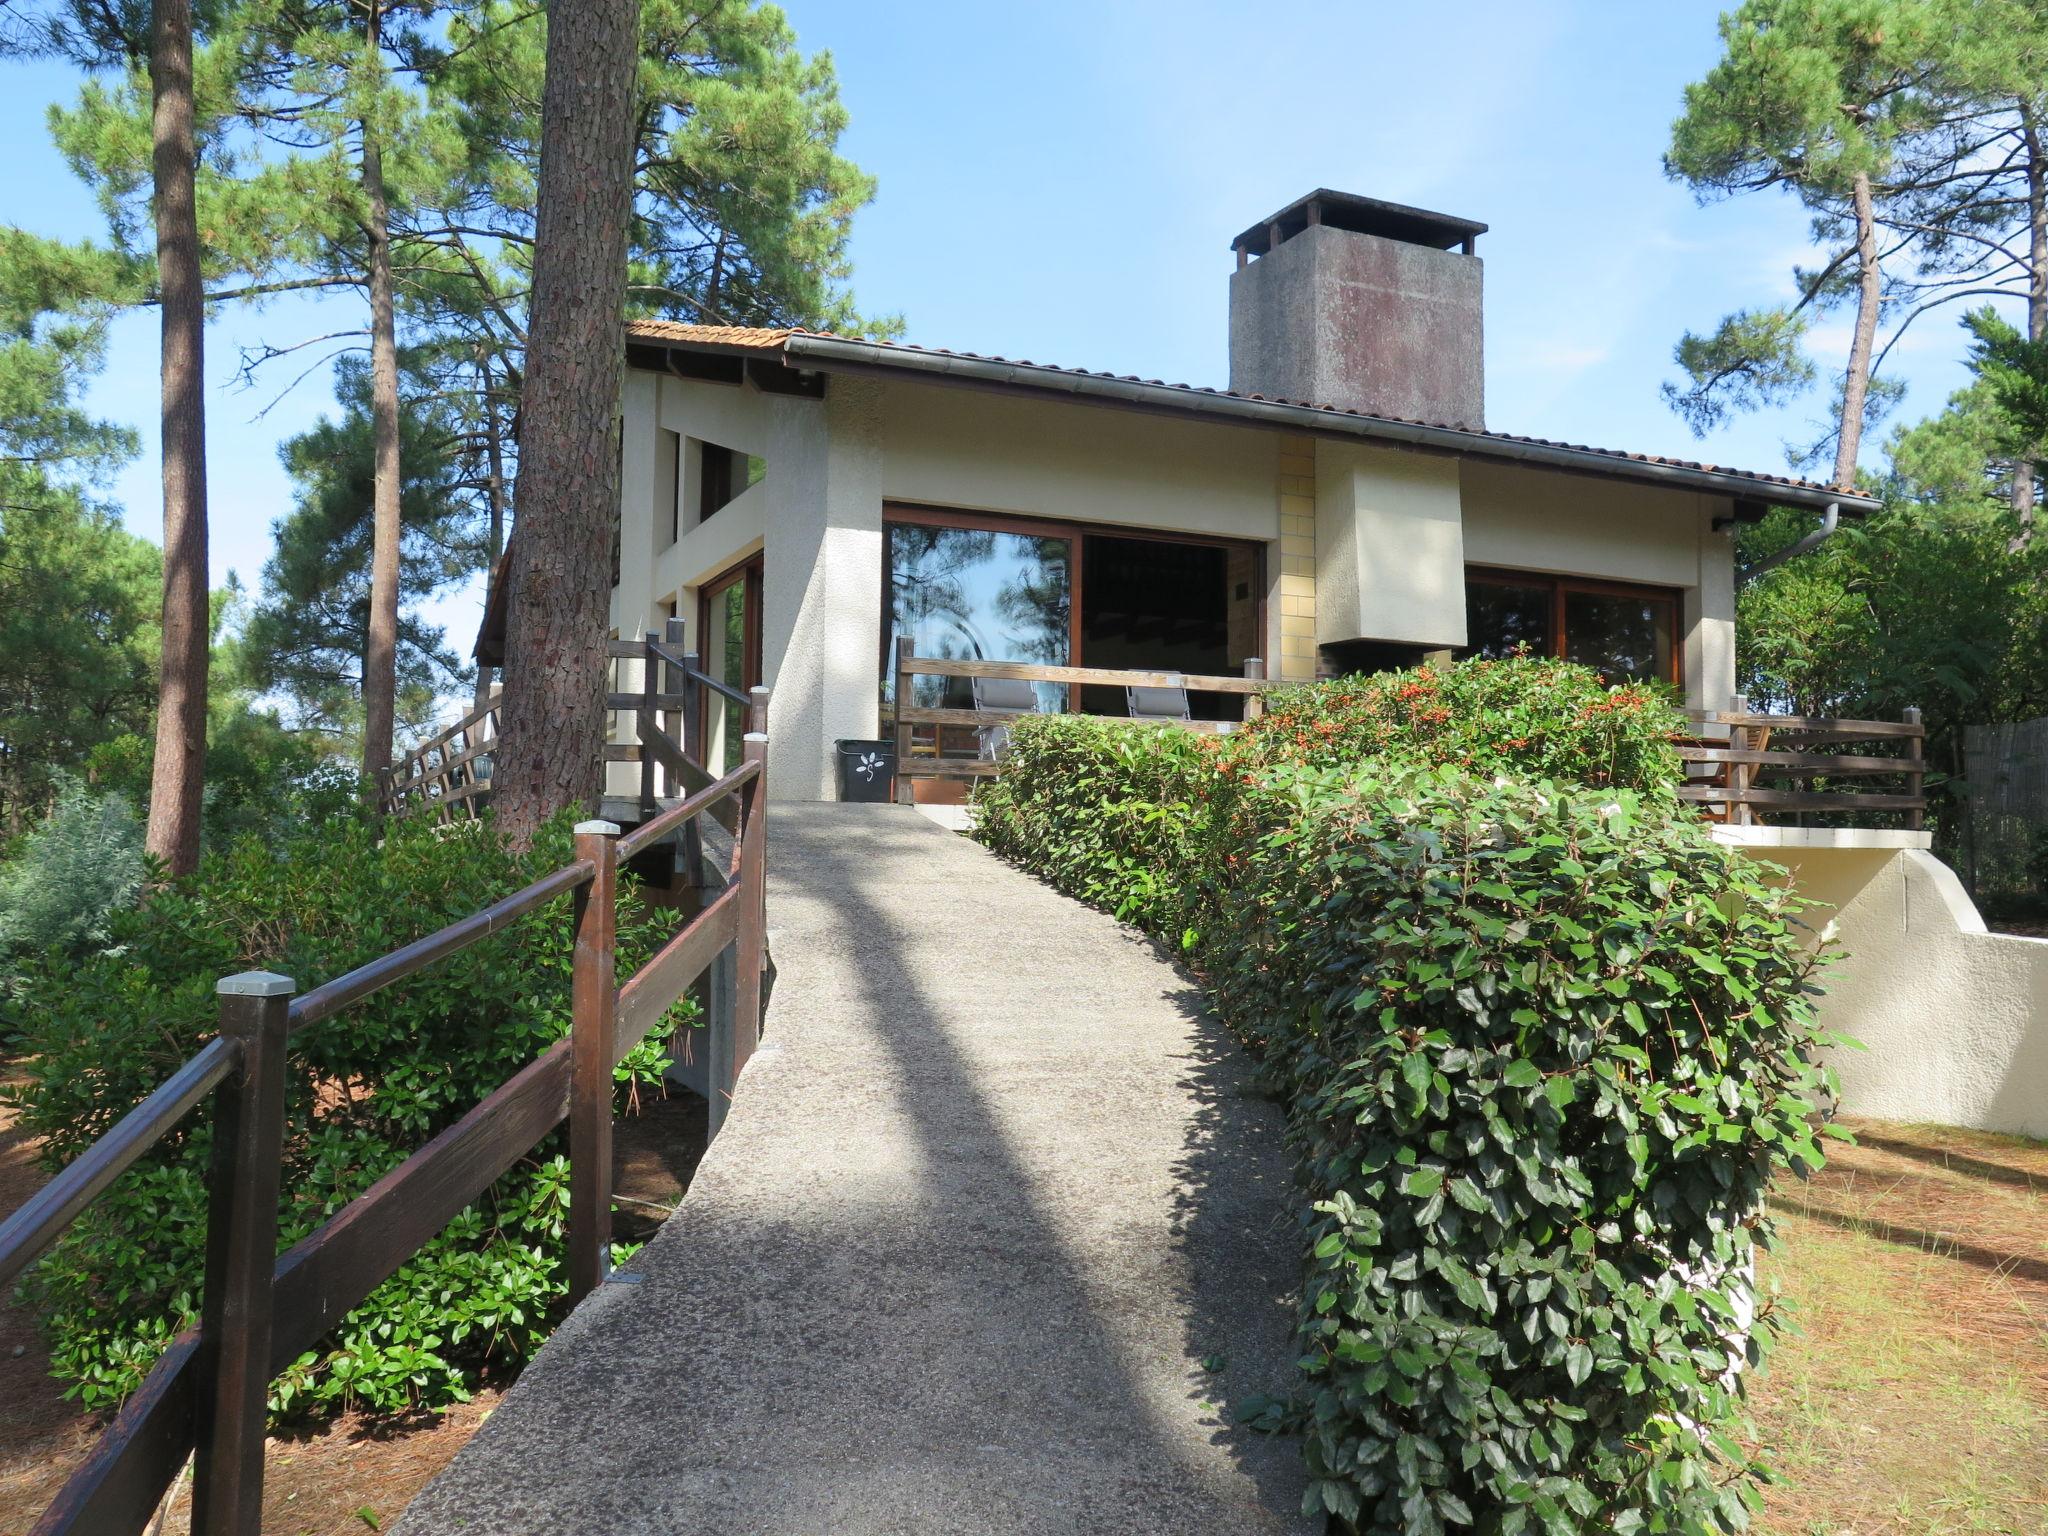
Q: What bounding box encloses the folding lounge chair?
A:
[1125,679,1193,723]
[971,674,1041,759]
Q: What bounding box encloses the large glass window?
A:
[882,510,1264,778]
[883,522,1073,712]
[1463,569,1679,686]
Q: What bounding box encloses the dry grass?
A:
[1747,1118,2048,1535]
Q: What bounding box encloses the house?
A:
[593,189,1877,802]
[438,188,2048,1148]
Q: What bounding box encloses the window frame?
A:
[878,501,1267,693]
[1463,565,1684,688]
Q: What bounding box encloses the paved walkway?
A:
[397,804,1312,1535]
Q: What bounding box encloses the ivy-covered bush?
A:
[973,660,1835,1533]
[975,656,1688,952]
[4,809,691,1419]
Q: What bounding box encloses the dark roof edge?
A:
[775,334,1881,515]
[1232,189,1489,252]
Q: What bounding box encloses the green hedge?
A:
[1230,653,1687,797]
[973,662,1835,1534]
[4,810,691,1419]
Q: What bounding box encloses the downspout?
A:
[1737,502,1839,587]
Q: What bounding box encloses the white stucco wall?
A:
[1727,838,2048,1140]
[1315,442,1466,649]
[874,380,1282,542]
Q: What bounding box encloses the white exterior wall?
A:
[1725,834,2048,1140]
[1315,443,1466,649]
[610,361,1745,800]
[874,381,1282,542]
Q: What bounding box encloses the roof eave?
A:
[773,333,1879,516]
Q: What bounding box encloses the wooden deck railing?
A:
[1676,699,1926,828]
[0,727,770,1536]
[380,619,762,826]
[889,640,1281,801]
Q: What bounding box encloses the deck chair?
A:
[1125,679,1192,723]
[971,674,1041,760]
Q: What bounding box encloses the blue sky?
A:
[3,0,2011,660]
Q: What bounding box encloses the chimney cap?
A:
[1232,190,1487,259]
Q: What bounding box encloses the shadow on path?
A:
[395,804,1313,1536]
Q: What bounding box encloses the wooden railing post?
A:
[680,650,703,770]
[638,635,660,817]
[1242,657,1266,723]
[1727,692,1753,827]
[735,733,769,1082]
[663,617,688,794]
[567,821,619,1307]
[1903,704,1925,831]
[893,635,915,806]
[191,971,293,1536]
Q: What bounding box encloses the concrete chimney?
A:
[1229,190,1487,430]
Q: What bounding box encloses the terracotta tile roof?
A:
[625,319,798,349]
[621,320,1874,503]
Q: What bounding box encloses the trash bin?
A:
[836,739,896,802]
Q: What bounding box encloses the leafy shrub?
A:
[976,657,1688,955]
[0,779,148,970]
[86,719,361,854]
[973,714,1217,937]
[1229,653,1687,796]
[1215,765,1831,1533]
[973,660,1834,1533]
[5,808,693,1418]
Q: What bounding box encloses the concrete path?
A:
[397,804,1313,1535]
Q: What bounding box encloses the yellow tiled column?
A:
[1276,435,1318,681]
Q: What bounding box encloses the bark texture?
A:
[1834,169,1883,492]
[2013,109,2045,547]
[144,0,210,877]
[360,3,403,781]
[491,0,642,845]
[473,354,508,715]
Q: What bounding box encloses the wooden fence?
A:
[888,649,1927,830]
[0,727,770,1536]
[1676,698,1926,828]
[889,640,1281,801]
[379,619,758,827]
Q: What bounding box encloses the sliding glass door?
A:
[884,519,1074,707]
[881,508,1264,771]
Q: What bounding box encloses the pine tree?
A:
[1666,0,1941,487]
[490,0,643,844]
[0,320,158,834]
[242,353,485,739]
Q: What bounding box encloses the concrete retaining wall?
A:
[1729,836,2048,1140]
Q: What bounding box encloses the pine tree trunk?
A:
[490,0,642,846]
[473,353,507,715]
[1834,169,1882,492]
[143,0,209,878]
[2011,109,2044,551]
[360,3,403,781]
